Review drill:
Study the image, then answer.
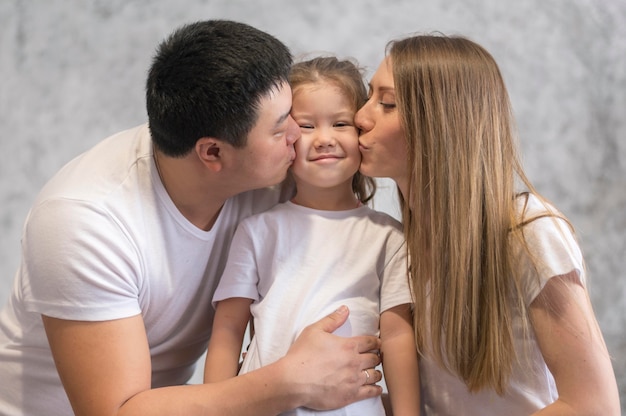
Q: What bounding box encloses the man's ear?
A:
[196,137,223,172]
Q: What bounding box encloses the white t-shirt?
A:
[213,201,412,416]
[0,124,281,416]
[420,194,585,415]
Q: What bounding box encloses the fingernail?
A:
[336,305,348,313]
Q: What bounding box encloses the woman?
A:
[355,34,620,415]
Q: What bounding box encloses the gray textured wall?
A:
[1,0,624,410]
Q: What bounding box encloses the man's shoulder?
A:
[34,124,150,203]
[224,186,284,227]
[231,186,281,208]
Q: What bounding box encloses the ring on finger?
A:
[363,369,370,382]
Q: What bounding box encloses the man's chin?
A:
[264,170,291,188]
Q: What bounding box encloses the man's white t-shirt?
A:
[0,124,281,415]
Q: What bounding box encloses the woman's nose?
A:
[354,105,371,132]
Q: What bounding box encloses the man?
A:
[0,20,382,415]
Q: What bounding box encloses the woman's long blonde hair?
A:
[390,34,558,394]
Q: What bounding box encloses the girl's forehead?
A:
[293,80,347,98]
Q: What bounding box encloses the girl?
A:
[205,56,420,415]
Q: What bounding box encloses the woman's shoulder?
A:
[516,192,559,218]
[513,193,585,304]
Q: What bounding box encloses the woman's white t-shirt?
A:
[420,194,584,415]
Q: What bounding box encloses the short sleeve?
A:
[380,239,412,313]
[21,198,141,320]
[517,215,585,306]
[212,220,260,306]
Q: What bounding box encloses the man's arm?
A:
[43,305,382,416]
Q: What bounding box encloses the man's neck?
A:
[154,149,232,231]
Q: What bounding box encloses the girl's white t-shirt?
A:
[214,201,412,416]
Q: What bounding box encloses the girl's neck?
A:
[290,183,361,211]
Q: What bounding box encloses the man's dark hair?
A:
[146,20,292,156]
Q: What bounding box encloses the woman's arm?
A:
[204,297,253,382]
[529,271,620,415]
[380,303,421,416]
[43,305,383,416]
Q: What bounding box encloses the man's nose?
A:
[286,116,300,145]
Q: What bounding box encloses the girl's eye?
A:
[379,102,396,109]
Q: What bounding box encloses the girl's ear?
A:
[196,137,223,172]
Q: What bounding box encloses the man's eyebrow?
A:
[274,109,291,128]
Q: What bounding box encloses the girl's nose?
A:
[313,127,336,149]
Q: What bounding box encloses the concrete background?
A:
[1,0,624,411]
